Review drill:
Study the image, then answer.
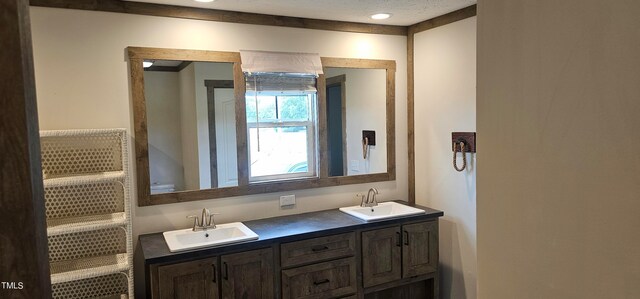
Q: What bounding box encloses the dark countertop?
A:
[137,201,443,264]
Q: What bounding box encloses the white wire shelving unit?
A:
[40,129,133,299]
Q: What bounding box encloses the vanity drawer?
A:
[281,232,356,268]
[282,257,357,299]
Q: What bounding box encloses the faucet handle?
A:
[207,213,220,228]
[187,215,199,231]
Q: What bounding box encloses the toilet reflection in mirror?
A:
[324,68,387,177]
[143,60,238,194]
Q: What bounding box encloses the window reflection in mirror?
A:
[143,60,237,194]
[245,74,318,182]
[324,68,388,177]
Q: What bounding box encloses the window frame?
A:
[246,94,318,182]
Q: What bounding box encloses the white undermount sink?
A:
[163,222,259,252]
[339,201,425,222]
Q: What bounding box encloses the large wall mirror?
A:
[128,47,395,206]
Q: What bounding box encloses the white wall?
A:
[477,1,640,298]
[30,7,408,244]
[143,71,185,190]
[414,17,477,299]
[325,68,387,175]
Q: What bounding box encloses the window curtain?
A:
[240,50,324,75]
[245,73,317,95]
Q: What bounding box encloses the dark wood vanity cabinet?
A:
[362,221,438,289]
[402,221,438,278]
[280,232,356,268]
[281,232,357,298]
[153,248,274,299]
[137,205,443,299]
[282,257,357,299]
[221,248,275,299]
[156,257,218,299]
[362,226,402,287]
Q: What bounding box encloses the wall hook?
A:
[451,132,476,172]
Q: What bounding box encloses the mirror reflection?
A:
[142,60,390,196]
[144,60,237,194]
[324,68,388,177]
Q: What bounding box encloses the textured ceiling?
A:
[125,0,476,26]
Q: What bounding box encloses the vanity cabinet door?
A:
[157,257,218,299]
[221,247,275,299]
[402,221,438,278]
[362,226,402,288]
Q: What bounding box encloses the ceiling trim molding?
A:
[177,61,192,71]
[144,65,179,72]
[143,61,191,72]
[409,4,477,34]
[29,0,408,36]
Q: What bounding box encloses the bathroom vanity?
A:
[135,202,443,299]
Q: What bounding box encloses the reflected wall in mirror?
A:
[144,60,238,194]
[324,68,387,177]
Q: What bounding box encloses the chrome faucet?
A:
[361,188,379,207]
[187,208,219,231]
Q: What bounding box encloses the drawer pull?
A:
[223,262,229,280]
[311,245,329,252]
[404,230,409,246]
[211,263,217,283]
[396,231,401,247]
[313,278,330,286]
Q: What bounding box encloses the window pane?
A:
[249,127,309,177]
[246,96,277,122]
[277,96,310,121]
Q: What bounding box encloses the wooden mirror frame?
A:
[128,47,395,206]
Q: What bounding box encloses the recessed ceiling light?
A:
[370,13,391,20]
[194,0,215,2]
[143,61,154,68]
